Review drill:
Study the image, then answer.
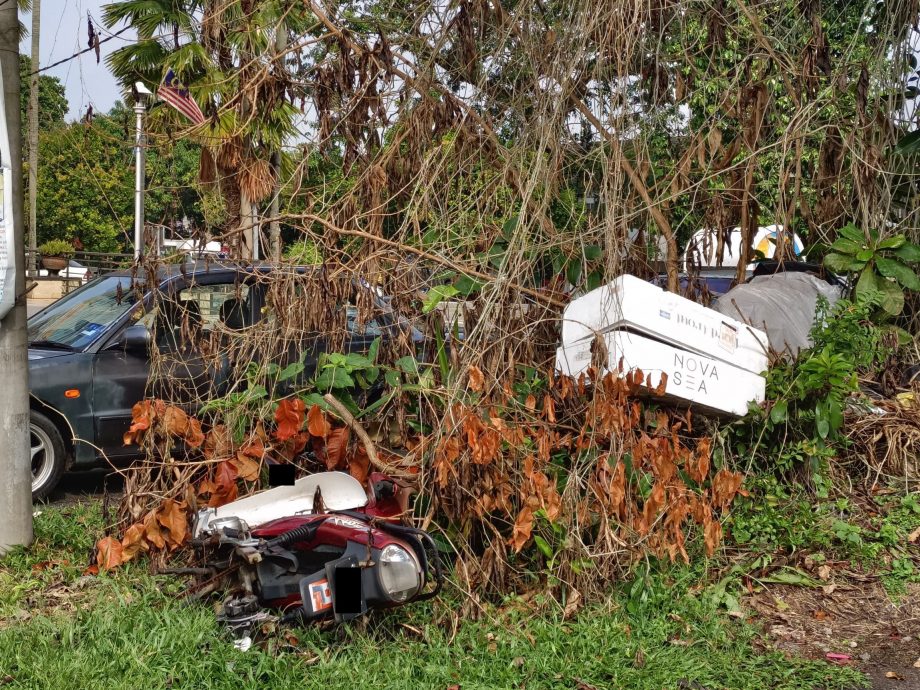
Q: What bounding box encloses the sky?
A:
[19,0,130,121]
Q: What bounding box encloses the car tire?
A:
[30,410,66,501]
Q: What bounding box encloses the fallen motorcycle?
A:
[183,471,442,632]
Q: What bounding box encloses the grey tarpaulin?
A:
[713,271,843,357]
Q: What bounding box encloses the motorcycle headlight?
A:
[378,544,422,602]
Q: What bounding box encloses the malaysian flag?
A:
[159,70,205,124]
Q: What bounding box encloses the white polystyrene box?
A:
[555,329,765,417]
[560,275,769,374]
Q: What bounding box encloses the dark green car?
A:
[27,262,396,500]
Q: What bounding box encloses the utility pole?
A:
[0,3,35,552]
[27,0,39,272]
[133,82,151,259]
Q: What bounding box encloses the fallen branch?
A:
[322,393,417,479]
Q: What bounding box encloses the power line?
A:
[29,24,131,75]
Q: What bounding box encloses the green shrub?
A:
[283,239,322,264]
[38,239,74,257]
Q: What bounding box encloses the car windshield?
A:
[28,276,141,350]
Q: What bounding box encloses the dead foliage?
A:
[844,397,920,488]
[107,360,745,601]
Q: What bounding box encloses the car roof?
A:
[105,261,318,283]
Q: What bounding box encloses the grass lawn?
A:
[0,503,866,690]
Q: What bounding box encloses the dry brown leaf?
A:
[231,452,261,482]
[275,398,306,441]
[563,588,582,619]
[185,417,205,448]
[120,523,149,562]
[885,671,904,680]
[307,404,331,438]
[31,559,70,572]
[349,445,371,483]
[163,406,189,438]
[711,468,744,509]
[509,506,534,552]
[156,499,189,548]
[468,365,484,392]
[143,509,166,549]
[96,536,123,571]
[205,424,233,458]
[324,427,350,470]
[908,526,920,544]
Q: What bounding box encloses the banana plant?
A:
[823,224,920,316]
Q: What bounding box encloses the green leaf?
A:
[384,369,401,387]
[876,257,920,290]
[301,393,328,409]
[894,242,920,263]
[586,269,604,292]
[344,352,373,369]
[313,368,355,390]
[533,534,553,559]
[488,245,507,270]
[501,216,519,241]
[759,567,821,587]
[829,238,862,255]
[837,224,865,244]
[583,245,603,261]
[879,235,907,250]
[278,361,304,382]
[769,400,788,425]
[395,356,418,374]
[422,285,459,314]
[368,337,381,364]
[816,417,830,439]
[454,275,484,296]
[856,248,875,262]
[895,129,920,154]
[878,278,906,316]
[823,253,852,273]
[855,267,878,296]
[565,260,583,286]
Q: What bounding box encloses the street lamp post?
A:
[133,82,152,260]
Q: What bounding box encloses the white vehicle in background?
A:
[37,259,92,282]
[162,237,226,258]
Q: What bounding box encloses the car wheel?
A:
[30,411,66,501]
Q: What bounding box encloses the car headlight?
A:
[378,544,422,602]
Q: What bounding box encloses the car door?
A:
[93,273,252,458]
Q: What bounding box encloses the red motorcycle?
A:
[185,471,442,632]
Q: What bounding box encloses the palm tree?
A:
[102,0,311,259]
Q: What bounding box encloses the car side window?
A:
[179,283,251,331]
[150,283,251,350]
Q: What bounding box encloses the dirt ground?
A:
[746,578,920,689]
[38,469,124,509]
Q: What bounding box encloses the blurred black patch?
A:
[268,464,295,486]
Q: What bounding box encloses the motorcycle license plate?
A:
[333,565,364,616]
